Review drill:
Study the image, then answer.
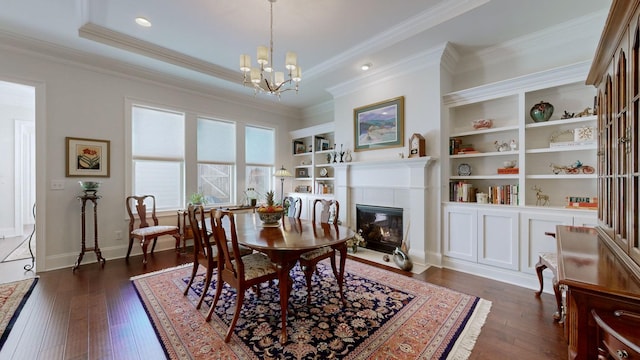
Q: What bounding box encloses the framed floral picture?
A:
[354,96,404,151]
[66,137,110,177]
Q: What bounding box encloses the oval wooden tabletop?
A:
[230,213,355,251]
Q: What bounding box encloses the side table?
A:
[73,191,106,271]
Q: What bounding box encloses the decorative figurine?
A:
[326,153,332,164]
[532,185,550,206]
[575,107,592,117]
[561,110,575,119]
[494,140,509,152]
[550,160,595,174]
[509,139,517,151]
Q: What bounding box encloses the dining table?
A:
[230,212,355,343]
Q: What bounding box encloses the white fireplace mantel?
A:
[333,156,435,265]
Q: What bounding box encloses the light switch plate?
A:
[50,179,65,190]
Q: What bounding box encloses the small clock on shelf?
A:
[457,163,472,176]
[409,133,426,158]
[319,167,328,177]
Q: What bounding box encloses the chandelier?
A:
[239,0,301,98]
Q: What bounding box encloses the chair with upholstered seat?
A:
[535,231,563,322]
[125,195,180,265]
[183,204,253,309]
[206,210,278,343]
[299,199,341,305]
[284,196,302,219]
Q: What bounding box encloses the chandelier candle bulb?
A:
[293,67,302,82]
[285,52,297,69]
[250,68,261,83]
[257,46,269,65]
[240,55,251,72]
[275,72,284,86]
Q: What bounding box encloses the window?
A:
[245,125,275,202]
[197,117,236,205]
[131,105,185,210]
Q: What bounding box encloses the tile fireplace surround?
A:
[333,157,435,266]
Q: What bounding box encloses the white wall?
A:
[0,47,301,271]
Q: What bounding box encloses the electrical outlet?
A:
[115,231,122,240]
[50,179,65,190]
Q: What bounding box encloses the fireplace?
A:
[356,204,403,254]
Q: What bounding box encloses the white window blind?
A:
[197,117,236,205]
[132,106,185,210]
[245,125,275,202]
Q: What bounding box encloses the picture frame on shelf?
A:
[296,168,309,178]
[354,96,404,151]
[294,141,306,154]
[66,137,110,177]
[320,139,330,151]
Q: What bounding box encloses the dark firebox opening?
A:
[355,204,403,254]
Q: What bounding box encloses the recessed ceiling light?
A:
[361,63,372,71]
[135,17,152,27]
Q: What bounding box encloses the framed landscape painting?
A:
[66,137,110,177]
[354,96,404,151]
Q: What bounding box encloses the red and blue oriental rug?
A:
[132,260,490,359]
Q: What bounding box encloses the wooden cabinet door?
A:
[477,208,519,270]
[443,205,477,262]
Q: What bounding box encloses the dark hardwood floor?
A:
[0,249,567,359]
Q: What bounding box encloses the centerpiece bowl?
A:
[257,209,284,224]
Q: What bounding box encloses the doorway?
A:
[0,80,36,277]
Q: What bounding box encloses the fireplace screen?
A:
[356,204,403,254]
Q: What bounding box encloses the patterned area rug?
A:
[0,278,38,349]
[132,260,491,359]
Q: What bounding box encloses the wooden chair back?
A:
[126,195,159,231]
[313,199,339,224]
[187,203,215,266]
[210,210,244,282]
[284,196,302,219]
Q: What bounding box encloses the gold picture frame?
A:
[354,96,404,151]
[66,137,110,177]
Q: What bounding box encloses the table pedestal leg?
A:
[276,259,297,344]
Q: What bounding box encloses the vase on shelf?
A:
[530,101,554,122]
[345,150,352,162]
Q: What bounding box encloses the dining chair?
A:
[183,204,253,309]
[284,196,302,218]
[299,199,340,305]
[206,210,278,343]
[125,195,180,265]
[535,231,563,322]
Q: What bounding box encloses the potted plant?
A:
[189,192,206,205]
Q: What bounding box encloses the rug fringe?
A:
[129,263,193,281]
[446,298,492,360]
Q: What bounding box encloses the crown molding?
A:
[456,10,608,74]
[442,61,591,107]
[0,29,300,118]
[301,100,334,119]
[326,44,446,99]
[304,0,489,80]
[78,22,238,82]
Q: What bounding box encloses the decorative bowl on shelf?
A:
[79,181,100,191]
[257,210,284,225]
[530,101,554,122]
[471,119,493,130]
[503,160,516,168]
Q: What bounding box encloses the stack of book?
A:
[497,167,519,174]
[565,196,597,209]
[488,185,519,205]
[449,181,476,202]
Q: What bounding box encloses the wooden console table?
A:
[556,226,640,359]
[73,192,106,272]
